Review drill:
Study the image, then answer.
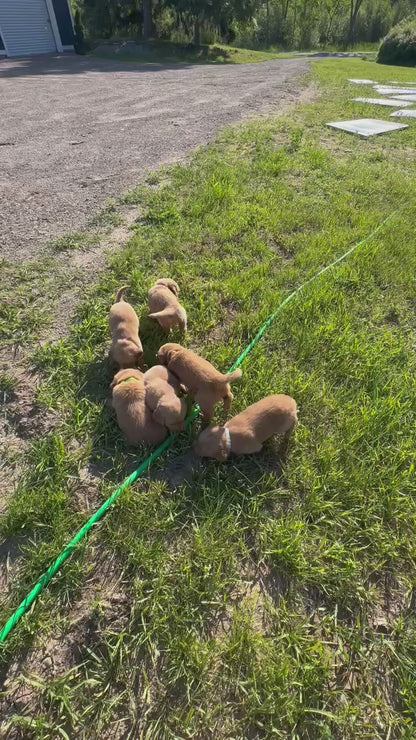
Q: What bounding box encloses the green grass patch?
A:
[0,372,15,394]
[1,58,416,738]
[0,258,77,344]
[91,39,379,66]
[91,38,289,65]
[50,231,100,253]
[0,372,16,403]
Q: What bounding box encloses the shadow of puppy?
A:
[77,358,113,404]
[138,313,184,370]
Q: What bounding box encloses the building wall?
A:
[0,0,57,56]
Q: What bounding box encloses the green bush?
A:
[74,9,91,54]
[377,14,416,65]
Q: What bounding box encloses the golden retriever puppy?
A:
[148,278,187,332]
[111,368,167,445]
[157,343,242,420]
[143,365,187,433]
[193,394,298,461]
[109,287,143,368]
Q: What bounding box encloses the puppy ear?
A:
[110,377,117,389]
[158,349,169,366]
[163,279,179,296]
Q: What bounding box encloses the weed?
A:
[90,201,124,230]
[0,372,16,397]
[50,232,99,253]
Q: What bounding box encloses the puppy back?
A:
[227,394,297,435]
[170,347,223,384]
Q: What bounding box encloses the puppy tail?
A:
[148,308,175,320]
[115,286,127,303]
[223,368,243,383]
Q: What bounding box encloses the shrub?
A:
[74,9,90,54]
[377,14,416,65]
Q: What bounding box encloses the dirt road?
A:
[0,54,307,262]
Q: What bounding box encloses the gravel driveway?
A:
[0,54,307,262]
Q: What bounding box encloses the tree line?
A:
[72,0,416,49]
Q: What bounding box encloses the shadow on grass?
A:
[0,422,295,720]
[79,369,293,495]
[93,40,235,66]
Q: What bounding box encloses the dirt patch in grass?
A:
[0,360,41,515]
[150,449,201,489]
[51,206,140,338]
[0,535,24,601]
[0,553,129,733]
[72,206,140,270]
[6,374,57,442]
[0,434,23,513]
[249,79,318,120]
[208,303,239,344]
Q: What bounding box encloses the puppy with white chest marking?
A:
[143,364,187,433]
[193,394,298,461]
[157,342,242,420]
[148,279,187,332]
[109,287,143,368]
[111,368,167,446]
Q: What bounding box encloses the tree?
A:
[166,0,259,44]
[74,9,86,53]
[348,0,364,44]
[142,0,153,38]
[320,0,349,43]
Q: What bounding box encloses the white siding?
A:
[0,0,57,56]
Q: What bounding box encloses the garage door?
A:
[0,0,57,56]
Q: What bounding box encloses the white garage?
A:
[0,0,74,57]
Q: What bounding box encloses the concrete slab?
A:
[327,118,408,137]
[352,97,411,107]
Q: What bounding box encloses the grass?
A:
[91,38,295,64]
[0,258,78,344]
[91,38,379,66]
[50,231,100,253]
[1,58,416,738]
[0,373,16,399]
